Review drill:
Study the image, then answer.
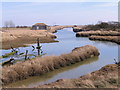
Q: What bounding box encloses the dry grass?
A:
[89,36,120,44]
[37,64,119,88]
[2,29,56,43]
[49,25,74,33]
[1,28,57,49]
[1,25,74,49]
[76,31,120,37]
[2,45,99,85]
[76,30,120,44]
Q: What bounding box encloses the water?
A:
[2,28,119,87]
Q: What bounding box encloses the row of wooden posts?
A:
[2,38,42,66]
[25,38,41,60]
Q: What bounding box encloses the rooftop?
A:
[34,23,47,26]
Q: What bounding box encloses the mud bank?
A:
[37,64,119,88]
[89,36,120,44]
[2,45,99,85]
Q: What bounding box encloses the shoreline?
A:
[1,25,73,49]
[1,26,119,88]
[89,36,120,44]
[36,64,119,88]
[76,30,120,44]
[2,35,58,49]
[2,45,99,85]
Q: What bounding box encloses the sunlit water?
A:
[2,28,119,87]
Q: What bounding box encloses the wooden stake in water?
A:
[25,50,28,60]
[37,38,40,55]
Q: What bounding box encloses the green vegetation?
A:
[1,38,46,66]
[0,51,18,59]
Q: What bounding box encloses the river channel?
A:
[2,28,119,87]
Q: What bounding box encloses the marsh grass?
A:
[38,64,118,88]
[2,45,99,85]
[76,31,120,37]
[89,36,120,44]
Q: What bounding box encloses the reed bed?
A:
[2,45,100,85]
[89,36,120,44]
[76,31,120,37]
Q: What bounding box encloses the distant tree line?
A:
[83,21,120,31]
[16,26,29,28]
[4,20,15,29]
[4,20,31,29]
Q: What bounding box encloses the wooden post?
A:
[11,46,16,52]
[37,38,40,55]
[38,49,40,56]
[25,50,28,60]
[37,38,40,47]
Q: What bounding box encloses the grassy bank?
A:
[89,36,120,44]
[1,25,74,49]
[2,45,99,85]
[2,35,57,49]
[49,25,74,33]
[1,29,57,49]
[76,31,120,37]
[76,31,120,44]
[37,64,119,88]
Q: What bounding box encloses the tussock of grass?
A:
[2,45,99,85]
[89,36,120,44]
[76,31,120,37]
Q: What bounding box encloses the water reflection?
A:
[5,56,99,88]
[92,40,118,46]
[2,28,119,87]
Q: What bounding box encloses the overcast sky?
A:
[2,1,118,26]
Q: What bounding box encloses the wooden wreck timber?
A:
[2,45,99,85]
[76,31,120,37]
[89,36,120,44]
[2,58,14,66]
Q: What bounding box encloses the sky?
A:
[1,1,118,26]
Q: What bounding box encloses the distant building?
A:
[32,23,47,30]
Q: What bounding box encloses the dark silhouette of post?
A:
[2,58,14,66]
[37,38,40,55]
[25,50,28,60]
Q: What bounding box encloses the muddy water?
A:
[3,28,119,87]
